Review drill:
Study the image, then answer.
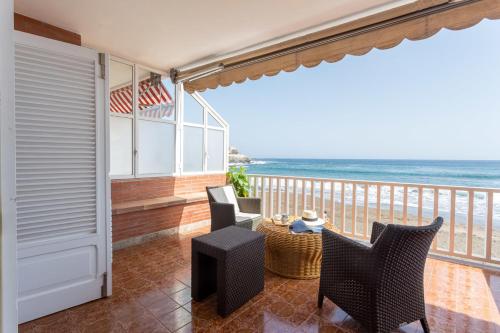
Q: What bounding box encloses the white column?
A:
[0,1,18,331]
[175,83,184,175]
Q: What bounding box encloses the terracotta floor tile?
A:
[135,288,169,308]
[339,315,364,333]
[123,315,169,333]
[19,228,500,333]
[145,294,181,318]
[174,322,197,333]
[18,322,37,333]
[81,318,125,333]
[393,321,421,333]
[158,306,193,332]
[106,300,142,319]
[171,287,193,306]
[262,316,297,332]
[161,279,189,295]
[175,268,192,287]
[33,324,81,333]
[183,302,192,313]
[316,300,348,325]
[296,314,343,333]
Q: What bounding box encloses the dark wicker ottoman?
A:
[191,226,265,317]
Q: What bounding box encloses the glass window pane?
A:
[183,126,204,172]
[137,67,175,121]
[109,60,133,115]
[137,121,175,175]
[184,93,204,124]
[207,113,223,128]
[110,116,133,175]
[163,78,176,119]
[207,129,224,171]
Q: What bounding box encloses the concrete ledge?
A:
[112,219,211,250]
[112,192,208,215]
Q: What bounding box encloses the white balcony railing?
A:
[248,174,500,266]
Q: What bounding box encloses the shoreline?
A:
[264,193,500,260]
[249,181,500,226]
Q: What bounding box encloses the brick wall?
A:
[112,177,176,203]
[112,202,211,242]
[112,174,226,242]
[111,174,226,203]
[173,175,228,195]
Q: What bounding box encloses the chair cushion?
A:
[192,225,263,253]
[236,212,261,223]
[208,186,240,214]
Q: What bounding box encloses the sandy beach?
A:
[264,192,500,260]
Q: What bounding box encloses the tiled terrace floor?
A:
[20,227,500,333]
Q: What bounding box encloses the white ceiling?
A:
[14,0,410,72]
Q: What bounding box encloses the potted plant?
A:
[226,166,250,197]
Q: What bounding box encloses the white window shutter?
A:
[15,44,98,243]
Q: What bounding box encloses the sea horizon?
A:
[248,158,500,164]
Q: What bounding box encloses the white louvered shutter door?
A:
[15,32,108,323]
[16,45,98,242]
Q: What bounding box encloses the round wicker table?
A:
[256,219,336,279]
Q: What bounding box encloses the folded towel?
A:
[289,219,323,234]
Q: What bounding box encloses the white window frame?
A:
[109,56,178,179]
[108,58,228,179]
[179,84,229,175]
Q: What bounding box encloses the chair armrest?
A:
[210,202,236,231]
[237,197,261,214]
[322,229,373,282]
[370,221,386,244]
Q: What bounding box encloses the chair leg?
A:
[420,318,430,333]
[317,293,324,308]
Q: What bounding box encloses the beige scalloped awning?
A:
[180,0,500,93]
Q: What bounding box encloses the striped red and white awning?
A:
[110,78,174,119]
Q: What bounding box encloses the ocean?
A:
[243,159,500,188]
[239,159,500,224]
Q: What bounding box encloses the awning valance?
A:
[179,0,500,93]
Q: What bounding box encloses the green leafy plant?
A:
[226,166,250,197]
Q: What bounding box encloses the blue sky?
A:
[201,20,500,160]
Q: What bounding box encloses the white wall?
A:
[0,1,18,331]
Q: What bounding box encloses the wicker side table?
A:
[256,219,336,279]
[191,226,265,317]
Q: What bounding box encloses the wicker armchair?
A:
[318,217,443,333]
[206,185,262,231]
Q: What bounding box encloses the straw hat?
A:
[302,210,325,226]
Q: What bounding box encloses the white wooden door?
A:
[14,31,109,323]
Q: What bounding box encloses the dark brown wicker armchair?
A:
[318,217,443,333]
[206,185,262,231]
